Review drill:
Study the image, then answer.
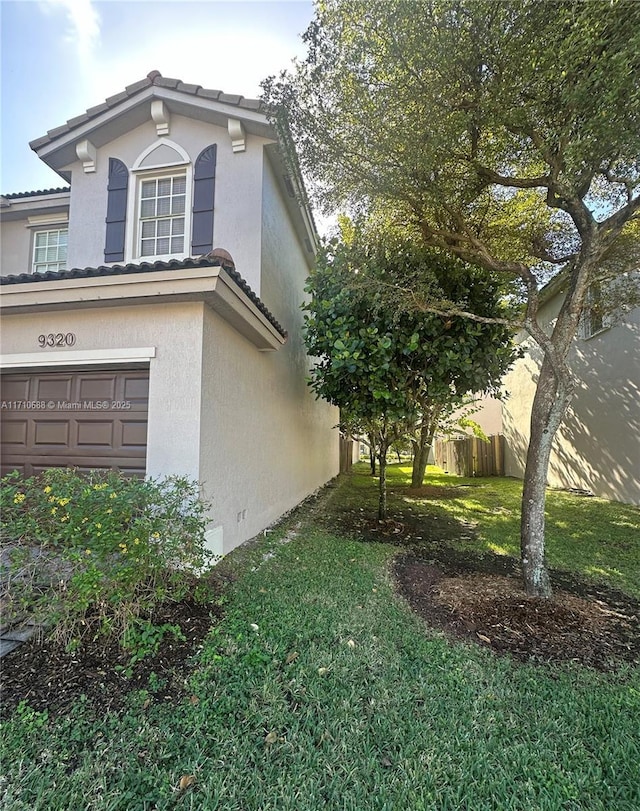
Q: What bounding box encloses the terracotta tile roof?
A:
[2,187,70,199]
[0,257,287,339]
[30,71,264,151]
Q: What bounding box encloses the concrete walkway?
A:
[0,623,38,657]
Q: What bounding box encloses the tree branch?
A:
[474,165,550,190]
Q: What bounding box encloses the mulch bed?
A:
[0,586,226,720]
[394,550,640,671]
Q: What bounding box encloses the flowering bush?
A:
[1,468,216,650]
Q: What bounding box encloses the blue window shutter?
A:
[104,158,128,263]
[191,145,217,255]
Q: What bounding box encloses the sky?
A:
[0,0,315,194]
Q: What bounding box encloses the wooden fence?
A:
[433,434,505,477]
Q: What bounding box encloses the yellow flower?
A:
[95,523,102,529]
[44,486,52,494]
[82,517,89,524]
[58,498,70,506]
[152,532,161,540]
[119,543,128,554]
[51,507,58,515]
[109,492,117,499]
[48,496,56,503]
[106,508,113,514]
[85,549,92,555]
[134,538,140,545]
[60,515,69,522]
[13,493,26,504]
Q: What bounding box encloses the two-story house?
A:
[0,71,340,555]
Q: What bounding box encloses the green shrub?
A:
[1,469,216,651]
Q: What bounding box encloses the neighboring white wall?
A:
[61,114,269,292]
[502,303,640,505]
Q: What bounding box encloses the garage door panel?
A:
[120,420,148,448]
[1,419,28,447]
[76,420,114,447]
[33,421,70,446]
[123,376,150,403]
[35,376,73,401]
[1,370,148,477]
[78,375,117,401]
[2,376,30,400]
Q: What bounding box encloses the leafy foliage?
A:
[304,235,517,510]
[1,468,215,652]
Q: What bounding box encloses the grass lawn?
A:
[1,465,639,810]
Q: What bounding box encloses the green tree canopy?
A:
[265,0,640,596]
[304,234,517,515]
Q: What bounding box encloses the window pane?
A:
[140,198,156,218]
[157,219,171,237]
[58,231,68,246]
[157,178,172,197]
[157,197,171,216]
[35,232,47,248]
[141,240,155,256]
[171,236,184,253]
[58,245,67,261]
[141,180,156,198]
[157,237,170,254]
[172,195,185,215]
[141,221,155,238]
[173,176,187,195]
[46,246,58,261]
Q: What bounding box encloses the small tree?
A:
[303,235,517,513]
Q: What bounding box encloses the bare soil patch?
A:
[0,573,229,720]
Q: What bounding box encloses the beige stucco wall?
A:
[199,309,339,554]
[59,113,269,294]
[502,303,640,505]
[1,219,34,274]
[198,153,340,554]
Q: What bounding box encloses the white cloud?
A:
[38,0,101,63]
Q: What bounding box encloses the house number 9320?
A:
[38,333,77,348]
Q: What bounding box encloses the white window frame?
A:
[126,139,192,263]
[579,283,611,340]
[31,227,69,274]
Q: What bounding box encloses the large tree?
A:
[264,0,640,597]
[303,234,516,515]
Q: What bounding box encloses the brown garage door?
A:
[1,369,149,478]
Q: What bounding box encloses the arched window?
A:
[103,140,217,264]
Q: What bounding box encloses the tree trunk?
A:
[411,411,438,488]
[521,356,573,598]
[369,446,376,476]
[378,445,388,520]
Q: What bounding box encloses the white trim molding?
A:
[0,347,157,370]
[26,212,69,228]
[151,100,171,136]
[228,118,246,153]
[76,139,97,173]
